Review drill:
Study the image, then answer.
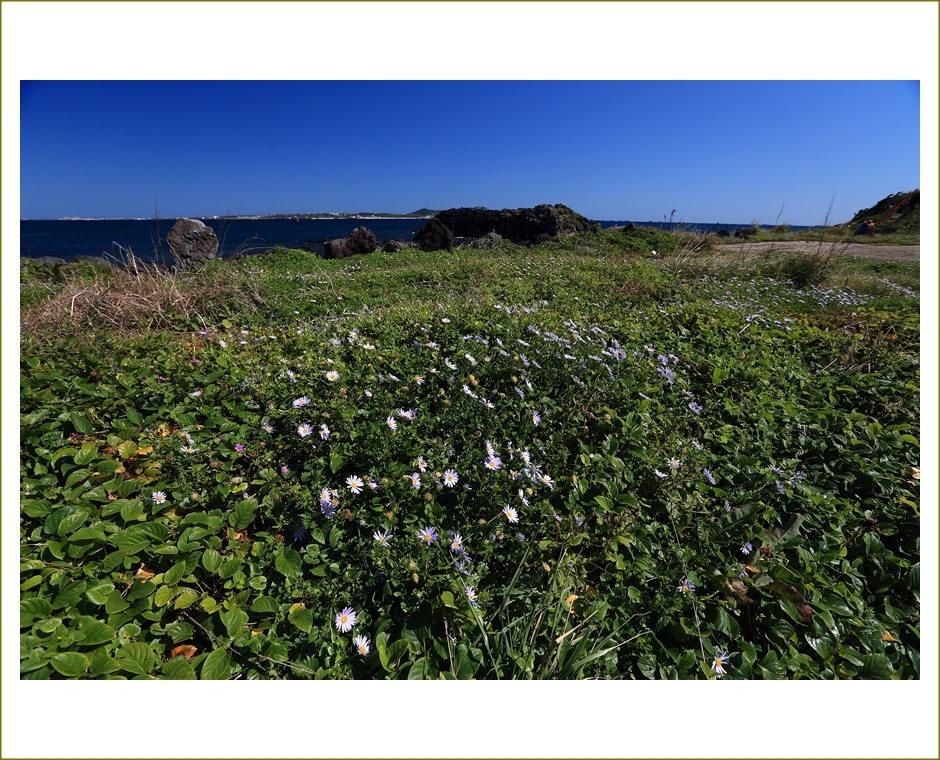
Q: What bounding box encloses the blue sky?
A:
[20,79,920,225]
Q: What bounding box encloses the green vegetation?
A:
[19,228,919,679]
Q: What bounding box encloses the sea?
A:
[19,217,817,265]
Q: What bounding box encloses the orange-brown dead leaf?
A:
[170,644,197,660]
[134,564,155,579]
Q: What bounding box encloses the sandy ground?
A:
[715,240,919,262]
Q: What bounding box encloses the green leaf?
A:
[164,620,195,645]
[79,619,115,646]
[407,656,429,680]
[174,588,200,610]
[163,657,197,680]
[330,455,346,474]
[163,561,188,587]
[218,556,241,579]
[117,440,138,460]
[50,652,91,677]
[274,550,302,579]
[250,596,279,614]
[385,639,410,668]
[45,505,90,537]
[88,654,122,676]
[594,495,615,513]
[230,499,257,531]
[125,407,144,427]
[857,654,893,680]
[709,503,762,538]
[220,607,249,638]
[73,441,98,465]
[84,581,114,606]
[454,641,481,680]
[201,548,224,574]
[201,647,232,680]
[67,413,91,435]
[761,513,805,550]
[441,591,457,609]
[289,606,313,634]
[116,642,156,676]
[120,500,144,522]
[51,580,87,611]
[21,598,53,627]
[804,632,835,661]
[154,585,178,608]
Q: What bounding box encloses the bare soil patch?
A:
[715,241,919,262]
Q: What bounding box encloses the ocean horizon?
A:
[21,217,819,264]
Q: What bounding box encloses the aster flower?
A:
[366,477,379,492]
[346,475,364,494]
[667,457,681,472]
[151,491,167,505]
[442,469,459,487]
[386,417,397,431]
[540,474,554,489]
[320,424,331,440]
[293,396,311,408]
[704,468,716,485]
[354,634,371,656]
[677,578,696,595]
[191,390,203,397]
[409,473,421,489]
[654,469,669,480]
[449,533,464,553]
[740,541,753,555]
[484,456,501,471]
[364,389,373,398]
[320,499,337,518]
[532,411,541,425]
[373,529,392,548]
[335,607,357,633]
[326,370,340,382]
[292,522,307,542]
[417,456,428,473]
[262,423,274,434]
[298,423,313,438]
[711,650,729,677]
[485,439,497,458]
[465,587,478,607]
[502,505,519,523]
[416,526,439,544]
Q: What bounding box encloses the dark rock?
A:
[71,255,113,269]
[413,217,454,252]
[623,222,638,232]
[167,218,218,270]
[717,229,732,238]
[475,231,503,249]
[26,256,68,267]
[418,204,595,248]
[383,239,407,253]
[345,226,378,255]
[323,238,348,259]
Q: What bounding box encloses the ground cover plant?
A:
[19,228,920,679]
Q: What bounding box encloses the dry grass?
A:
[20,248,265,342]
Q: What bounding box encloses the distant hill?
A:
[409,208,440,216]
[846,189,919,234]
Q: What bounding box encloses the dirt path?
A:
[715,241,919,262]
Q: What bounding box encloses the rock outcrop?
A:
[323,226,378,259]
[413,204,596,251]
[167,219,218,270]
[412,217,454,252]
[345,226,378,255]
